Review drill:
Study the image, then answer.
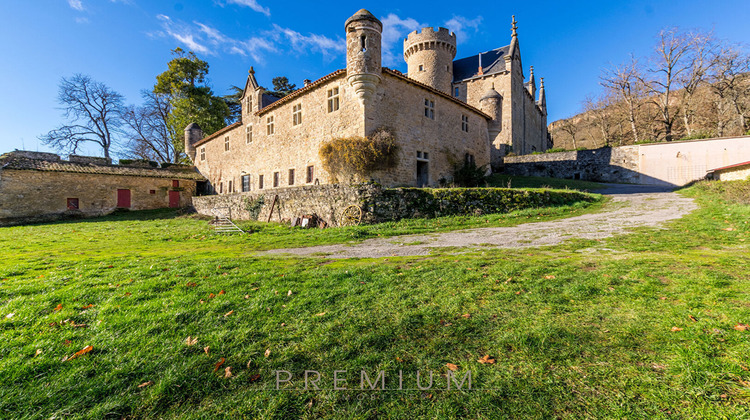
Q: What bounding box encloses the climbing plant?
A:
[319,128,399,183]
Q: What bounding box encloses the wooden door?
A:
[169,190,180,208]
[117,189,131,208]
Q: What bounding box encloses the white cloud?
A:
[157,15,211,55]
[268,24,344,57]
[75,17,90,24]
[444,15,482,44]
[380,13,424,66]
[222,0,270,17]
[67,0,84,11]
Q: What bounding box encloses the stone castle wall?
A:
[0,169,197,226]
[503,146,641,183]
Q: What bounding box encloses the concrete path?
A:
[264,184,697,259]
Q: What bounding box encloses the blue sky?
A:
[1,0,748,157]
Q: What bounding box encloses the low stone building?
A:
[185,9,548,195]
[707,161,750,181]
[0,151,204,226]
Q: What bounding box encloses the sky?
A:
[1,0,748,157]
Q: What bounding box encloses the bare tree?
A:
[123,91,179,163]
[583,93,617,147]
[40,74,124,159]
[678,30,717,136]
[559,118,579,149]
[601,56,645,143]
[643,28,695,142]
[709,45,750,136]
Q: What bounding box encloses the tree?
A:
[559,117,579,149]
[678,30,717,136]
[601,56,646,143]
[122,91,178,163]
[583,94,617,147]
[222,85,244,124]
[40,74,124,159]
[154,48,231,159]
[266,77,297,98]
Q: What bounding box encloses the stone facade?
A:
[504,136,750,186]
[709,162,750,181]
[186,9,547,196]
[0,151,203,226]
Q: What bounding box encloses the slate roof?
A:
[0,152,205,180]
[453,46,510,82]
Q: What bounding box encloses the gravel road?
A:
[264,184,697,259]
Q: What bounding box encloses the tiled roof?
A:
[254,69,347,116]
[0,153,205,180]
[708,161,750,172]
[453,46,510,82]
[193,122,242,147]
[382,68,491,119]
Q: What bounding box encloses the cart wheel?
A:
[340,205,363,226]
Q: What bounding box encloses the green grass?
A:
[488,174,605,191]
[1,181,749,419]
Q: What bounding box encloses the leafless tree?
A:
[39,74,124,159]
[709,45,750,136]
[583,93,617,147]
[678,30,717,136]
[122,91,179,163]
[642,28,695,142]
[559,117,579,149]
[601,56,645,143]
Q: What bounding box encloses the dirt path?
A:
[264,184,697,259]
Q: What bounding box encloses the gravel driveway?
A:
[264,184,697,259]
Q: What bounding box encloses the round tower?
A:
[403,27,457,94]
[479,85,505,162]
[184,122,203,163]
[345,9,382,104]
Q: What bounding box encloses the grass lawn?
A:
[488,174,605,191]
[1,182,749,419]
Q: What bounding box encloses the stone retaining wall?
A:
[503,146,640,183]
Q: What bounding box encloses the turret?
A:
[184,122,203,163]
[538,77,547,114]
[403,27,457,94]
[527,66,536,97]
[479,84,504,160]
[345,9,382,104]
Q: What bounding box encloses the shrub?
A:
[319,128,399,183]
[545,147,568,153]
[679,130,714,141]
[244,196,265,220]
[452,161,487,187]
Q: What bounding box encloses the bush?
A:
[545,147,568,153]
[244,196,265,220]
[319,128,399,183]
[679,131,715,141]
[452,161,487,187]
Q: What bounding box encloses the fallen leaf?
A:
[213,358,225,372]
[186,282,197,287]
[723,228,735,231]
[224,366,232,378]
[204,346,210,355]
[544,275,556,279]
[138,381,154,388]
[671,327,683,332]
[5,313,14,319]
[287,290,293,296]
[689,315,698,322]
[477,355,495,365]
[64,340,71,346]
[81,304,95,309]
[249,373,261,382]
[734,323,748,331]
[446,363,458,371]
[264,349,271,358]
[218,290,226,295]
[244,295,250,299]
[395,357,403,362]
[659,297,667,300]
[208,293,215,299]
[53,304,63,312]
[280,323,286,327]
[67,345,93,361]
[461,313,471,319]
[315,312,326,317]
[185,336,197,346]
[224,310,234,317]
[71,323,87,328]
[124,292,131,296]
[35,349,42,357]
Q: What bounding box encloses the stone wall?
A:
[503,146,641,183]
[0,169,197,226]
[192,183,595,226]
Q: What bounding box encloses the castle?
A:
[185,9,548,193]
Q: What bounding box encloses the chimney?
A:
[303,79,312,87]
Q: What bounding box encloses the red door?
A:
[117,189,131,208]
[169,190,180,208]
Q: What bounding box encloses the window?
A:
[465,153,475,165]
[245,96,252,114]
[267,115,275,135]
[417,151,422,158]
[360,35,367,52]
[273,172,279,188]
[424,99,434,119]
[224,136,230,151]
[242,175,251,192]
[446,65,450,72]
[417,151,429,160]
[172,180,179,188]
[220,183,224,194]
[423,152,429,160]
[246,125,252,143]
[327,87,340,112]
[228,180,233,193]
[462,115,469,132]
[200,147,205,161]
[292,103,302,126]
[306,165,314,183]
[259,175,264,189]
[288,169,295,185]
[419,64,424,72]
[454,87,459,97]
[149,190,156,195]
[67,198,79,210]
